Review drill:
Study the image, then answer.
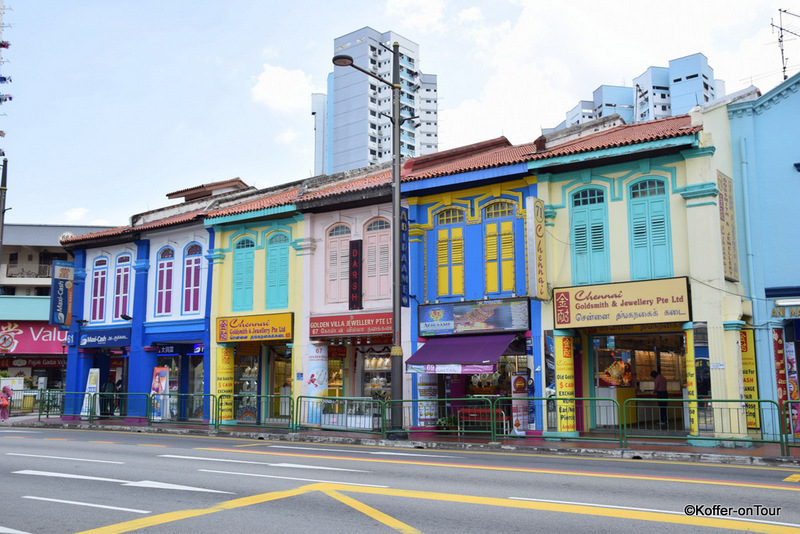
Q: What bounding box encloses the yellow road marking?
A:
[784,474,800,482]
[324,488,421,534]
[198,447,800,492]
[74,482,799,534]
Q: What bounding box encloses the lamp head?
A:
[120,314,133,321]
[332,54,354,67]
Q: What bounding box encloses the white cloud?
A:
[251,64,321,114]
[386,0,447,34]
[64,207,88,222]
[276,128,299,145]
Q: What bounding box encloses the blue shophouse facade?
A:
[729,72,800,436]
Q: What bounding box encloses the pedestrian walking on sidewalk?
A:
[0,385,12,422]
[652,370,668,427]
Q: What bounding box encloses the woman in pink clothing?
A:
[0,385,12,421]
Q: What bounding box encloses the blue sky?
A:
[1,0,795,226]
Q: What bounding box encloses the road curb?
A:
[7,417,800,467]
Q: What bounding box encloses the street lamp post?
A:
[334,42,406,437]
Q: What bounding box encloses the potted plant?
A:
[436,414,458,433]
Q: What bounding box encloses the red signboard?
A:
[309,312,392,337]
[0,356,66,368]
[774,328,788,407]
[349,240,363,310]
[0,321,68,355]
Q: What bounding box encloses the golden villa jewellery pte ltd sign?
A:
[554,277,691,329]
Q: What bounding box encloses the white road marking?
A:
[13,470,232,494]
[7,453,124,464]
[0,526,32,534]
[13,470,125,483]
[509,497,800,528]
[22,496,150,514]
[199,468,389,487]
[267,445,458,458]
[160,454,369,472]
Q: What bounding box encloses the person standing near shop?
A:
[651,370,668,427]
[0,385,13,422]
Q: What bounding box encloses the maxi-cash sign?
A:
[554,277,691,329]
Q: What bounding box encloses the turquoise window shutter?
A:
[266,235,289,309]
[233,238,255,311]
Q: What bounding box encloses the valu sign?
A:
[554,277,691,329]
[0,321,69,354]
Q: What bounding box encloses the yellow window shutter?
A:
[438,265,449,296]
[453,264,464,295]
[437,229,448,266]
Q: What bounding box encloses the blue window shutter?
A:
[267,241,289,309]
[629,195,672,280]
[588,205,608,283]
[629,200,650,280]
[233,243,254,311]
[572,204,609,285]
[649,198,672,278]
[572,209,590,285]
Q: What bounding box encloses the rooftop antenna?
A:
[771,8,800,80]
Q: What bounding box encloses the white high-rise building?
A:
[547,53,725,133]
[313,27,438,175]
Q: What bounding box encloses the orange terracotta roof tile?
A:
[403,115,701,182]
[299,170,392,202]
[206,188,300,218]
[60,210,208,245]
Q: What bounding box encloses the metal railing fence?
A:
[622,397,786,455]
[294,395,385,435]
[19,390,800,456]
[214,394,292,431]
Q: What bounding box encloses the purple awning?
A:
[405,334,516,374]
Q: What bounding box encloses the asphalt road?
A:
[2,427,800,533]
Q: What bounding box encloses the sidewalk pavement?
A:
[4,412,800,467]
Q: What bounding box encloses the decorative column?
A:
[548,329,578,437]
[216,346,235,423]
[683,323,698,437]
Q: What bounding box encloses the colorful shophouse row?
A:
[56,91,794,439]
[59,179,258,420]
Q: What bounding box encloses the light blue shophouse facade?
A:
[729,72,800,436]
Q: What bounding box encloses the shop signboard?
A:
[309,312,392,337]
[49,260,74,326]
[0,357,66,368]
[150,367,170,421]
[400,207,409,307]
[80,368,100,419]
[216,347,234,421]
[67,328,131,348]
[554,278,691,329]
[216,313,292,342]
[307,345,328,425]
[739,329,761,429]
[418,298,529,337]
[527,197,548,300]
[406,363,495,374]
[0,320,68,354]
[511,373,528,435]
[717,172,740,282]
[348,240,363,310]
[785,342,800,437]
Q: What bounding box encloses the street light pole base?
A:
[386,430,409,440]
